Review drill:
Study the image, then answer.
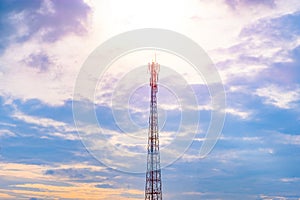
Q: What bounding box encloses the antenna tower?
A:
[145,59,162,200]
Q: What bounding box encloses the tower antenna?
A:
[145,56,162,200]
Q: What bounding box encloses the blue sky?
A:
[1,0,300,199]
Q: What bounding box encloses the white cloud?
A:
[280,177,300,183]
[0,129,16,137]
[212,32,300,84]
[0,122,16,127]
[271,131,300,145]
[182,191,204,196]
[74,118,202,172]
[0,32,92,106]
[226,107,252,119]
[50,132,79,141]
[0,0,299,107]
[12,111,66,128]
[255,85,300,109]
[258,147,274,154]
[220,136,262,142]
[11,111,78,140]
[260,194,289,200]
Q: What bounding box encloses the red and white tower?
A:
[145,58,162,200]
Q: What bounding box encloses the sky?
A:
[0,0,300,199]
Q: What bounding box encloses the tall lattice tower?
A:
[145,59,162,200]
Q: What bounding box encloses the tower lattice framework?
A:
[145,60,162,200]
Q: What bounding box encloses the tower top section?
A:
[148,60,160,92]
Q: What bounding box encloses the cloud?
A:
[0,37,84,106]
[0,122,16,127]
[11,111,78,140]
[23,52,53,72]
[208,7,300,91]
[0,192,14,199]
[219,136,263,143]
[0,162,144,199]
[0,0,91,54]
[1,1,300,198]
[12,111,66,128]
[1,0,299,108]
[254,84,300,109]
[42,163,111,183]
[0,0,94,106]
[95,183,114,189]
[270,131,300,145]
[9,183,142,200]
[75,118,202,172]
[225,0,275,8]
[218,61,269,83]
[240,11,300,41]
[280,177,300,183]
[0,162,50,182]
[259,194,298,200]
[226,108,252,119]
[0,129,16,137]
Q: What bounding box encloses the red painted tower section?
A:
[145,59,162,200]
